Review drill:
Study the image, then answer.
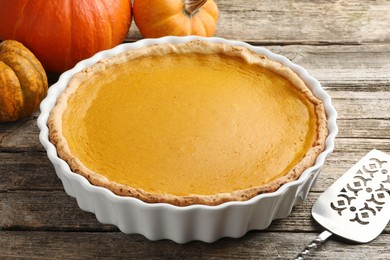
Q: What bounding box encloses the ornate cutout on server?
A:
[330,157,390,225]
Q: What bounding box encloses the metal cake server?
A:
[295,149,390,259]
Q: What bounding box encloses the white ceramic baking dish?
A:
[37,36,338,243]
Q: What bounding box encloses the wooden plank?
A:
[265,44,390,84]
[126,0,390,45]
[326,83,390,120]
[0,230,389,259]
[337,119,390,139]
[1,189,318,232]
[331,96,390,120]
[0,191,117,232]
[1,178,389,234]
[0,152,61,191]
[0,115,42,152]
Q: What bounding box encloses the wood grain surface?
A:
[1,0,389,259]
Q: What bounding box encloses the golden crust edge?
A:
[48,40,328,207]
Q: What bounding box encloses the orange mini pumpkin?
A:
[0,40,48,122]
[0,0,131,73]
[133,0,219,38]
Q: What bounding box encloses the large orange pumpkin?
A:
[0,40,48,122]
[0,0,131,73]
[133,0,218,38]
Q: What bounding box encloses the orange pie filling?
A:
[49,41,327,206]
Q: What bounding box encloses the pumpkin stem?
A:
[184,0,208,16]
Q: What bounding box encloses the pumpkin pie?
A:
[48,40,328,206]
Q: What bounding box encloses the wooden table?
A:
[1,0,389,258]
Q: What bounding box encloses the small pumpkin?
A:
[0,0,132,73]
[133,0,218,38]
[0,40,48,122]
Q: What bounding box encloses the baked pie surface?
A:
[48,40,328,206]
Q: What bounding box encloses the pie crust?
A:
[48,40,328,206]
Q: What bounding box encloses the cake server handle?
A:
[294,230,333,259]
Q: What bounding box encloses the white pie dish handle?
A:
[38,36,338,243]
